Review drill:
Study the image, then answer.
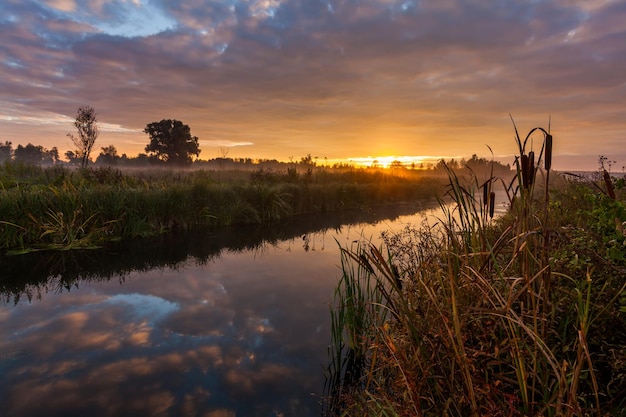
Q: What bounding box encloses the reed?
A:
[0,164,444,252]
[326,125,626,416]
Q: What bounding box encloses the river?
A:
[1,201,478,417]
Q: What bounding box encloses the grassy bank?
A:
[327,129,626,416]
[0,163,444,253]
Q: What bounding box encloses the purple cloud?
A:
[0,0,624,168]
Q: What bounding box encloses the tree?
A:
[96,145,119,166]
[67,105,99,168]
[389,160,404,169]
[217,146,230,170]
[300,153,315,166]
[65,150,81,165]
[43,147,60,166]
[13,144,59,165]
[219,146,230,159]
[144,119,200,165]
[14,143,45,165]
[0,141,12,163]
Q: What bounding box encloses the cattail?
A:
[528,151,535,187]
[489,191,496,218]
[483,182,489,206]
[521,154,528,187]
[604,169,616,200]
[544,134,553,171]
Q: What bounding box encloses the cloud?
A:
[105,293,180,323]
[42,0,78,13]
[1,0,625,169]
[0,103,140,133]
[203,140,254,147]
[92,0,177,37]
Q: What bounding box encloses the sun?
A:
[345,156,432,169]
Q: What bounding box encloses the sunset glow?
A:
[1,0,625,170]
[340,155,441,169]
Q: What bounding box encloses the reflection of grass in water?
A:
[0,200,438,305]
[326,124,626,416]
[0,163,445,252]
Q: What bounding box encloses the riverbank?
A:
[327,139,626,415]
[0,163,445,254]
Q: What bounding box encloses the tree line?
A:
[1,106,512,174]
[1,107,201,168]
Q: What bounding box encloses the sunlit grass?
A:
[326,125,626,416]
[0,162,446,252]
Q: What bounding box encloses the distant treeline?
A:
[0,141,511,175]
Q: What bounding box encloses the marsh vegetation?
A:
[0,163,446,253]
[326,128,626,416]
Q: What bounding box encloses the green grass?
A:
[0,162,445,252]
[326,126,626,416]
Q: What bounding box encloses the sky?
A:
[1,0,624,171]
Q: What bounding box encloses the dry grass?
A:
[326,124,626,416]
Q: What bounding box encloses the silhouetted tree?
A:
[96,145,119,165]
[389,160,404,169]
[44,147,60,165]
[13,143,48,165]
[0,141,12,163]
[67,105,99,168]
[300,154,314,165]
[65,150,81,165]
[217,146,230,170]
[131,153,151,166]
[144,119,200,165]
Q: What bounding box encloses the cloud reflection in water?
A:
[2,206,441,416]
[2,250,328,416]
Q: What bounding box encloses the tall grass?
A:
[326,126,626,416]
[0,164,444,252]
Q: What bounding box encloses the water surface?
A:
[1,203,446,417]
